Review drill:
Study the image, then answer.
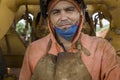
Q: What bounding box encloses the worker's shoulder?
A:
[28,34,50,50]
[81,33,109,45]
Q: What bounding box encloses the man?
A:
[19,0,120,80]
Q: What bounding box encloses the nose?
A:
[60,11,68,20]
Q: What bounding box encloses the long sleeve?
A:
[19,46,32,80]
[101,41,120,80]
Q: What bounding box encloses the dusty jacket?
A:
[19,33,120,80]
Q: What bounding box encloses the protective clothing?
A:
[19,32,120,80]
[31,40,92,80]
[54,24,78,41]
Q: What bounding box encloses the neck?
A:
[57,34,72,51]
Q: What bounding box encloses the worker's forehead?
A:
[48,0,80,11]
[51,1,76,9]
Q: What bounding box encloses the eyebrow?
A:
[51,9,60,13]
[64,6,75,11]
[50,6,75,13]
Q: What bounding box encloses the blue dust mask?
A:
[54,24,78,41]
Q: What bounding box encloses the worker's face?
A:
[49,1,80,30]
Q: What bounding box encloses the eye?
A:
[51,9,60,15]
